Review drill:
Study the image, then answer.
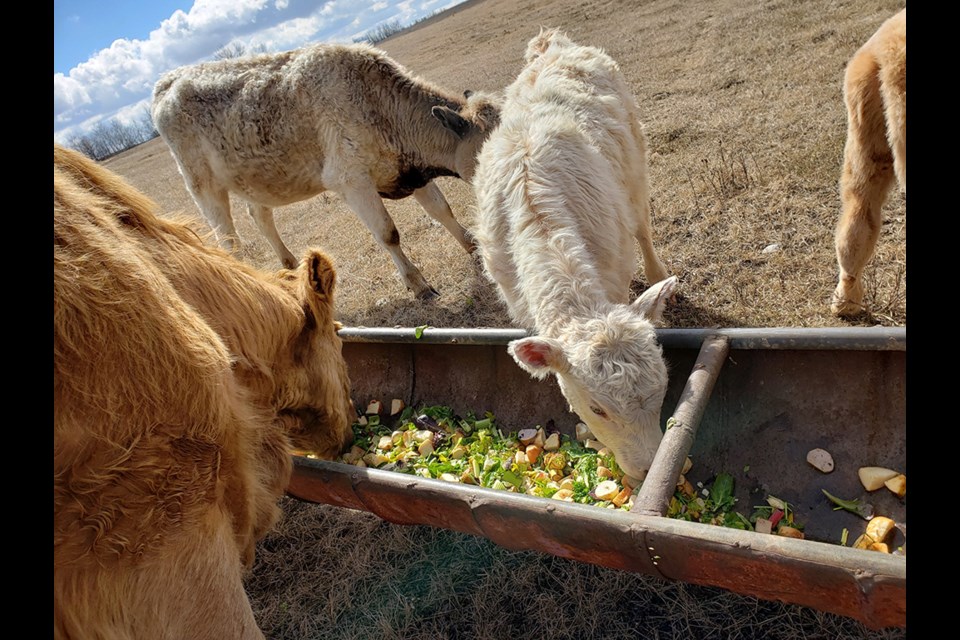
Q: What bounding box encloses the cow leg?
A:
[246,203,299,269]
[879,57,906,191]
[832,51,896,317]
[342,184,438,299]
[634,199,670,286]
[171,152,241,253]
[412,182,475,253]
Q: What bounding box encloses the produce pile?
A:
[330,402,806,537]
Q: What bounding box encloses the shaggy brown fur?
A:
[832,8,906,317]
[53,144,353,639]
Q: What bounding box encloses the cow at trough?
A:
[151,42,501,299]
[832,8,906,317]
[53,144,354,639]
[472,29,676,480]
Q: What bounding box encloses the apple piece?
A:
[389,398,405,416]
[754,518,773,535]
[884,474,906,498]
[777,526,805,539]
[552,489,575,501]
[533,428,546,448]
[365,399,382,415]
[594,480,619,501]
[681,456,693,475]
[525,444,542,464]
[612,487,632,507]
[575,422,593,442]
[543,432,561,451]
[865,516,896,543]
[858,466,899,491]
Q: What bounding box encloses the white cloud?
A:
[54,1,469,141]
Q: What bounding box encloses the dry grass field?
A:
[102,0,907,637]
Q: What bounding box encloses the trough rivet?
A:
[648,547,655,551]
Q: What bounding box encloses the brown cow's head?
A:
[273,251,354,459]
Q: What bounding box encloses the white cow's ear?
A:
[632,276,677,321]
[508,337,569,379]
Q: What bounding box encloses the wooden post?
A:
[634,335,730,517]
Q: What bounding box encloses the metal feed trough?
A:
[289,326,906,629]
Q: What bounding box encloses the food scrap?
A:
[334,403,805,537]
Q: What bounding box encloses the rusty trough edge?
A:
[635,335,730,517]
[288,457,906,629]
[338,326,905,351]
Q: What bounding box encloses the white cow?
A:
[152,43,500,299]
[473,29,676,479]
[832,8,906,317]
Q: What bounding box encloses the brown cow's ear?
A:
[306,251,337,299]
[432,105,470,139]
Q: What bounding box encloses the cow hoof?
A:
[416,287,441,301]
[831,283,865,317]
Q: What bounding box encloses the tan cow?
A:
[53,144,354,639]
[473,29,675,480]
[832,8,906,317]
[152,42,500,299]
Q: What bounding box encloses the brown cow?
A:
[832,8,906,317]
[53,144,354,639]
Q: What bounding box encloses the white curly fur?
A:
[474,29,675,478]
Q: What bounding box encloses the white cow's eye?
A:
[590,405,607,419]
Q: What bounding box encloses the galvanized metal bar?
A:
[338,326,905,351]
[635,335,731,517]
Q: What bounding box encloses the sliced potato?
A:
[806,448,834,473]
[858,466,899,491]
[518,428,538,445]
[884,474,906,498]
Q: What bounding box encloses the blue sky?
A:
[53,0,467,143]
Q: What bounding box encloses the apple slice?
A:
[858,466,899,491]
[884,474,906,498]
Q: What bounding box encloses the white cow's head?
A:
[508,277,677,479]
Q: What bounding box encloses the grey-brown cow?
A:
[152,42,500,299]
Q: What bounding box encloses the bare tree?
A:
[212,41,269,60]
[62,105,159,160]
